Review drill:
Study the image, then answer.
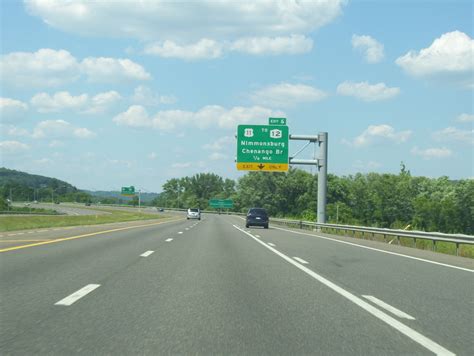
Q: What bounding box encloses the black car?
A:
[246,208,269,229]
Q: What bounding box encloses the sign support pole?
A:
[317,132,328,224]
[289,132,328,224]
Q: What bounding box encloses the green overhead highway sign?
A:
[236,124,289,172]
[121,186,135,196]
[209,199,233,208]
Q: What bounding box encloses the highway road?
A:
[11,202,111,216]
[1,214,473,355]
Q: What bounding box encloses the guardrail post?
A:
[456,243,459,256]
[413,237,416,248]
[433,240,437,252]
[299,220,303,229]
[397,236,400,245]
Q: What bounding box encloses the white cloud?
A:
[345,124,412,147]
[172,162,192,169]
[203,136,234,151]
[80,57,151,82]
[0,49,79,88]
[411,146,452,159]
[0,140,30,154]
[0,98,29,123]
[113,105,152,128]
[49,140,64,148]
[32,120,96,139]
[113,105,284,131]
[0,48,150,88]
[396,31,474,86]
[0,124,30,137]
[209,152,228,160]
[31,91,88,113]
[251,83,327,107]
[132,86,177,106]
[432,127,474,145]
[26,1,346,41]
[30,90,121,114]
[229,35,313,55]
[352,34,384,63]
[74,127,96,139]
[337,81,400,101]
[26,1,346,58]
[144,39,223,60]
[83,91,122,114]
[457,113,474,123]
[145,35,313,59]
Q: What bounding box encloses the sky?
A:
[0,0,473,193]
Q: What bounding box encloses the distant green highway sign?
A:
[209,199,233,208]
[121,186,135,196]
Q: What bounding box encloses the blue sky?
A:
[1,0,472,192]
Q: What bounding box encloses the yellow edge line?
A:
[0,218,184,253]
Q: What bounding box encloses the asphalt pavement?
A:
[1,214,473,355]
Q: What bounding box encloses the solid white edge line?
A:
[140,250,154,257]
[232,224,454,356]
[55,284,101,306]
[293,256,309,264]
[178,232,183,234]
[165,238,173,242]
[267,243,276,247]
[274,226,474,273]
[363,295,416,320]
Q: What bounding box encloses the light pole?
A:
[177,182,180,209]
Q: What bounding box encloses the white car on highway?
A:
[187,208,201,220]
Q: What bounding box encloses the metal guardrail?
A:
[270,218,474,256]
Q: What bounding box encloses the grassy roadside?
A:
[319,226,474,259]
[0,209,169,232]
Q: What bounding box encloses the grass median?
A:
[0,209,168,232]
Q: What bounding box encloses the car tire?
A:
[264,224,269,229]
[245,224,249,228]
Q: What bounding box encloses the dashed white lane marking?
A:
[178,232,183,234]
[293,257,309,264]
[255,235,260,238]
[140,250,154,257]
[165,238,173,242]
[55,284,101,306]
[232,225,454,356]
[185,228,189,230]
[274,226,474,273]
[362,295,416,320]
[17,232,25,235]
[267,243,276,247]
[27,231,35,234]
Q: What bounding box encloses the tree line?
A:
[152,166,473,235]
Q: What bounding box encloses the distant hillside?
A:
[85,190,160,203]
[0,167,90,202]
[0,168,77,192]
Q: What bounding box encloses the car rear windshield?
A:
[189,208,199,212]
[249,208,267,216]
